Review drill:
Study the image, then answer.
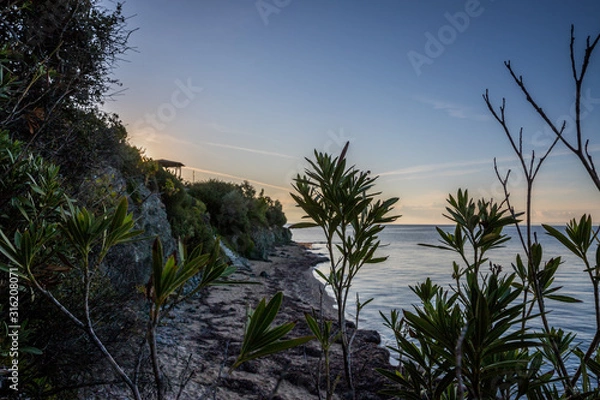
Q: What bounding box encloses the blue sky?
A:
[102,0,600,224]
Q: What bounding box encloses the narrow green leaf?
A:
[304,313,321,338]
[233,293,314,372]
[543,224,581,258]
[232,335,313,370]
[289,221,318,229]
[546,294,582,303]
[20,346,43,355]
[151,238,164,302]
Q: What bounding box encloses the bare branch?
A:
[493,159,526,253]
[175,354,197,400]
[532,127,562,180]
[483,91,530,179]
[528,150,535,178]
[570,25,579,90]
[504,61,577,154]
[585,139,597,174]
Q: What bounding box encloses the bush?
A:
[292,143,399,398]
[154,167,214,252]
[0,132,67,397]
[0,132,140,398]
[187,179,290,258]
[379,191,540,399]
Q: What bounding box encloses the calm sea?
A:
[291,224,596,353]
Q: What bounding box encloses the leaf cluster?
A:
[231,292,313,371]
[291,144,399,303]
[422,189,518,278]
[379,190,551,399]
[187,179,289,258]
[148,237,235,316]
[291,143,399,396]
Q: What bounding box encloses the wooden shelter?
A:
[156,159,185,179]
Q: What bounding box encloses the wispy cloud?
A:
[204,142,298,160]
[206,122,257,137]
[378,158,496,180]
[184,166,290,192]
[129,130,199,148]
[415,96,490,122]
[205,122,274,141]
[377,144,596,181]
[129,128,297,160]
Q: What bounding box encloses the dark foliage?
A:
[0,0,132,176]
[187,179,289,258]
[154,167,215,252]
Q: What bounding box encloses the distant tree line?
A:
[156,168,290,259]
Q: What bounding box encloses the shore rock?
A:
[79,243,394,399]
[155,243,393,399]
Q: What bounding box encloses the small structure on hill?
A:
[156,159,185,179]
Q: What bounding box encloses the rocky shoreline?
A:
[79,242,393,399]
[156,242,393,399]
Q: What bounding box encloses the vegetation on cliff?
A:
[0,2,293,398]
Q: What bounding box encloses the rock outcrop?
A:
[85,166,177,291]
[248,225,292,260]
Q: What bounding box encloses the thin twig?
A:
[175,354,196,400]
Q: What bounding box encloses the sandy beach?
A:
[152,242,393,400]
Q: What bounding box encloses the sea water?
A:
[291,224,596,358]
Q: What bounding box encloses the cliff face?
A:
[94,167,177,291]
[97,165,291,286]
[112,188,177,290]
[248,225,292,260]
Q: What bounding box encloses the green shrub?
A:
[0,132,145,398]
[0,132,73,396]
[292,143,399,398]
[265,197,287,227]
[187,179,290,258]
[379,190,544,399]
[154,168,215,252]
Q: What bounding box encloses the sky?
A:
[101,0,600,225]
